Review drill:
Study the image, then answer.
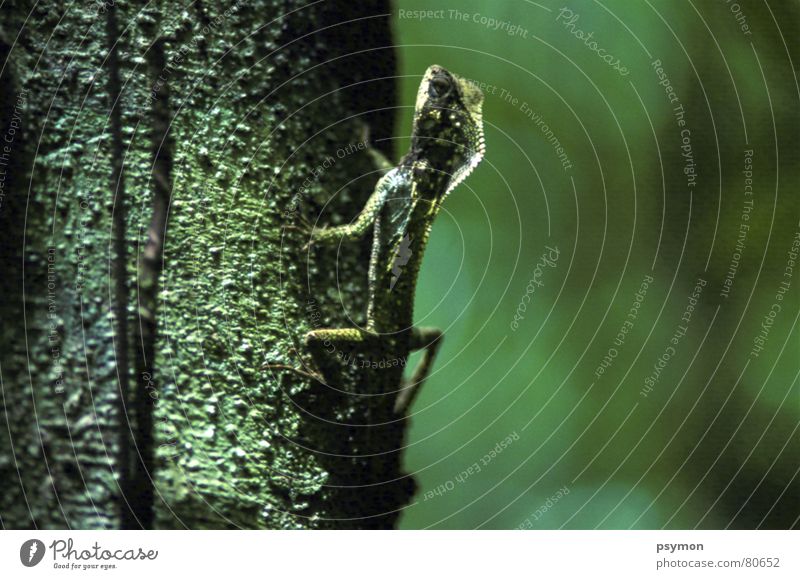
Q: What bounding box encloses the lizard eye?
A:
[428,76,452,100]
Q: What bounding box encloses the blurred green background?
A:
[391,0,799,529]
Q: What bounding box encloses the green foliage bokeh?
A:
[393,0,799,529]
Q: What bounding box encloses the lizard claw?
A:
[302,230,317,252]
[358,119,371,148]
[283,211,312,231]
[303,225,335,252]
[261,361,326,384]
[296,212,314,230]
[281,213,318,250]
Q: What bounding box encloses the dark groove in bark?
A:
[128,32,173,529]
[105,3,135,529]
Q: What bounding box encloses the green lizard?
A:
[278,65,484,417]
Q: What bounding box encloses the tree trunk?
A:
[0,0,408,529]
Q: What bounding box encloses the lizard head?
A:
[404,65,485,199]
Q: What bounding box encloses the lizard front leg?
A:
[308,172,390,247]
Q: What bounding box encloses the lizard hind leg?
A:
[305,327,373,358]
[394,326,444,415]
[304,327,381,383]
[305,326,388,452]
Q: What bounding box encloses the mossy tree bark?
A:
[0,0,412,529]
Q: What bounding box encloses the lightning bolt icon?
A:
[390,234,413,290]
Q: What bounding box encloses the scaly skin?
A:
[306,64,485,414]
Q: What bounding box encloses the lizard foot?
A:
[260,361,326,384]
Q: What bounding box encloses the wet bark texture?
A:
[0,0,410,529]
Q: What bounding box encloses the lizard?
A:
[272,64,485,419]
